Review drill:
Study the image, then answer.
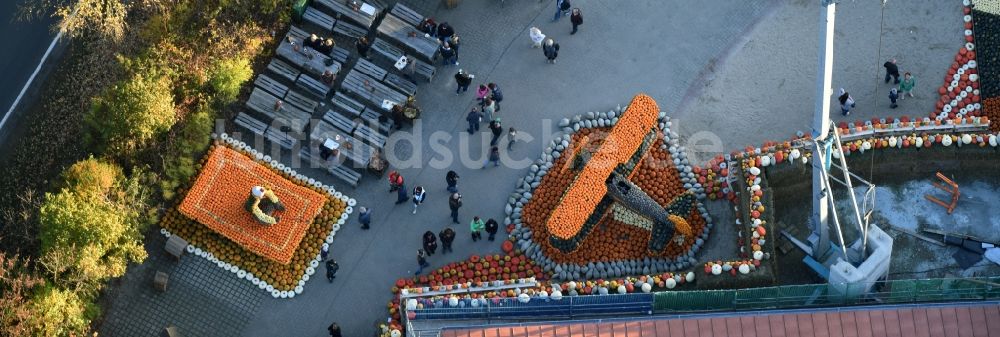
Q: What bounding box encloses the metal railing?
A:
[654,277,1000,313]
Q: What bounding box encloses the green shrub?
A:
[38,159,149,295]
[27,285,93,337]
[57,156,123,197]
[85,58,176,153]
[161,106,213,200]
[207,57,253,105]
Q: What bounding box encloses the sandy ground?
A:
[674,0,964,164]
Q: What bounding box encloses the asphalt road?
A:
[0,2,58,144]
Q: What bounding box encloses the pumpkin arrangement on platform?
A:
[159,134,353,297]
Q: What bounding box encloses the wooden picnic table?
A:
[276,36,341,79]
[314,0,380,29]
[309,120,374,167]
[377,14,439,62]
[246,87,311,133]
[341,68,408,112]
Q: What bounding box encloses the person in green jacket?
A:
[898,72,916,99]
[470,216,485,241]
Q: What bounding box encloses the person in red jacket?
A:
[388,171,404,192]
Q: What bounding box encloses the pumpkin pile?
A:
[177,145,327,265]
[971,0,1000,130]
[544,94,661,240]
[930,1,982,122]
[160,136,350,294]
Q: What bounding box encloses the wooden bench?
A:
[390,3,424,27]
[288,25,310,40]
[323,109,357,133]
[354,57,387,81]
[246,88,310,132]
[353,123,387,149]
[255,74,289,98]
[333,20,368,40]
[303,7,336,31]
[234,112,268,136]
[383,72,417,96]
[309,120,374,167]
[360,108,393,134]
[371,38,404,65]
[265,128,299,149]
[267,59,301,83]
[341,69,408,112]
[165,235,188,260]
[296,74,334,98]
[153,271,169,292]
[331,91,366,118]
[410,58,435,82]
[284,90,319,113]
[300,147,361,188]
[330,45,351,64]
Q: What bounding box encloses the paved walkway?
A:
[98,1,964,336]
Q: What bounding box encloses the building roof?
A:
[440,302,1000,337]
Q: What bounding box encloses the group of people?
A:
[838,58,918,116]
[370,169,501,275]
[528,0,583,64]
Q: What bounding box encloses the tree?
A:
[27,286,93,337]
[0,254,45,337]
[19,0,129,42]
[58,155,122,197]
[85,56,175,153]
[207,57,252,105]
[37,158,149,294]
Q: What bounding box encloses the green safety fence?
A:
[653,277,1000,313]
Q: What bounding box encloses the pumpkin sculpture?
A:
[246,186,285,225]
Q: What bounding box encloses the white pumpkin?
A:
[641,283,652,293]
[754,250,764,260]
[760,155,772,167]
[449,296,459,307]
[989,135,997,147]
[789,149,801,159]
[665,278,677,289]
[686,272,695,283]
[406,299,418,310]
[962,134,973,144]
[942,136,953,147]
[749,167,761,176]
[617,285,627,294]
[711,264,722,275]
[551,290,563,300]
[739,264,750,274]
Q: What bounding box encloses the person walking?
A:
[439,42,457,66]
[395,180,409,204]
[888,88,899,109]
[482,97,497,122]
[415,249,429,275]
[359,206,372,230]
[449,34,461,60]
[884,59,900,84]
[838,88,855,116]
[328,323,342,337]
[446,170,460,193]
[325,259,339,282]
[529,27,546,48]
[388,171,404,192]
[422,231,438,256]
[489,119,504,146]
[485,218,499,241]
[412,186,426,214]
[436,22,455,42]
[488,83,504,112]
[466,107,483,134]
[476,84,491,106]
[483,146,501,168]
[543,38,560,63]
[356,36,371,59]
[470,216,485,241]
[448,192,462,224]
[898,72,916,99]
[507,127,518,150]
[553,0,571,21]
[455,69,473,94]
[439,227,455,254]
[570,8,583,34]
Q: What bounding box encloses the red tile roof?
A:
[441,302,1000,337]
